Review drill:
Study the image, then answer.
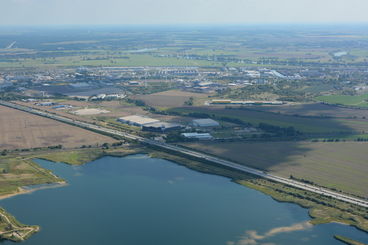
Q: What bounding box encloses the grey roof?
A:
[192,118,220,127]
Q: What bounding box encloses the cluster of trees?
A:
[258,123,300,136]
[184,97,194,106]
[355,138,368,142]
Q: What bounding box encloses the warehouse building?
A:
[117,115,160,126]
[142,122,183,133]
[192,118,220,128]
[181,132,213,140]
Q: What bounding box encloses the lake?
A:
[1,155,367,245]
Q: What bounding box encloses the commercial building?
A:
[118,115,160,127]
[192,118,220,128]
[181,132,213,140]
[142,122,183,133]
[36,102,57,106]
[118,115,182,133]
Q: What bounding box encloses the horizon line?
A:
[1,22,368,28]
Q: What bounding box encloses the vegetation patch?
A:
[334,235,368,245]
[316,94,368,108]
[0,208,39,242]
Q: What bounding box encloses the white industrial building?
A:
[118,115,160,126]
[181,132,213,140]
[192,118,220,127]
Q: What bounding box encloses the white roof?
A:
[181,133,212,138]
[119,115,160,125]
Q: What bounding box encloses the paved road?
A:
[1,100,367,208]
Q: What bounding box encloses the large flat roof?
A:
[118,115,160,126]
[192,118,220,127]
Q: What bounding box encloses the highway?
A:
[1,100,368,208]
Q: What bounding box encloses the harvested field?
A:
[0,105,116,150]
[181,141,368,198]
[133,90,210,108]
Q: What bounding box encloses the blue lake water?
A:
[0,155,367,245]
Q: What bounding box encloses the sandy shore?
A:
[0,181,67,201]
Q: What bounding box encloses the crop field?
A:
[316,94,368,108]
[181,141,368,198]
[0,105,116,150]
[169,106,368,134]
[133,90,210,108]
[0,53,219,68]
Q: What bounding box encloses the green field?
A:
[316,94,368,108]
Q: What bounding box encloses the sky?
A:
[1,0,368,26]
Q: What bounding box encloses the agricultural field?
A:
[0,105,116,150]
[169,106,368,135]
[315,94,368,108]
[180,141,368,198]
[246,103,368,119]
[133,90,210,108]
[0,53,219,69]
[1,26,368,70]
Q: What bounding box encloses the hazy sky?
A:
[1,0,368,26]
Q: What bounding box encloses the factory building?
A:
[117,115,160,127]
[142,122,183,133]
[192,118,220,128]
[181,132,213,140]
[118,115,182,133]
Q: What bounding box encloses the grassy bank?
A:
[36,147,146,165]
[334,235,368,245]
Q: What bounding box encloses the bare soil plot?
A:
[181,141,368,198]
[0,105,116,150]
[73,108,110,115]
[15,100,190,125]
[133,90,210,108]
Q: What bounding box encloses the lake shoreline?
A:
[1,148,367,243]
[0,182,67,201]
